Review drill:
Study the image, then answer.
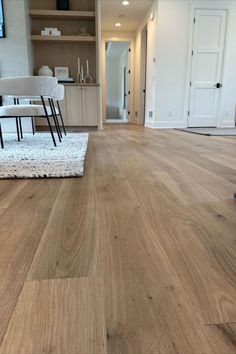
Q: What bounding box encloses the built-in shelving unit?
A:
[29,0,101,128]
[29,0,98,82]
[29,9,95,20]
[31,35,96,42]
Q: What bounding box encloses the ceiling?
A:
[101,0,153,32]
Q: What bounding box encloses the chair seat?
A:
[0,104,59,117]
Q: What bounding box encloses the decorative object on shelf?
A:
[58,79,75,83]
[55,67,69,79]
[56,0,70,11]
[41,27,61,36]
[77,58,93,84]
[54,66,70,80]
[78,26,90,37]
[77,57,81,83]
[85,60,93,83]
[80,65,85,84]
[0,0,5,38]
[38,65,53,77]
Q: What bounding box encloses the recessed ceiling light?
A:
[115,22,122,27]
[122,0,130,6]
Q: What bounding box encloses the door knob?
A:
[214,83,222,88]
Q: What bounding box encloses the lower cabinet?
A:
[81,86,99,126]
[66,86,83,126]
[36,85,99,128]
[66,86,98,126]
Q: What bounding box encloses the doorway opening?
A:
[105,41,130,123]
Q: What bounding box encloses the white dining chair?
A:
[55,84,67,136]
[0,76,60,148]
[13,84,66,140]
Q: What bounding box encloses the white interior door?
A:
[188,9,227,127]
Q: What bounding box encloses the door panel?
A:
[193,88,217,116]
[188,9,227,127]
[195,53,219,82]
[198,15,222,48]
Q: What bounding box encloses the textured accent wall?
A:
[0,0,32,77]
[0,0,33,132]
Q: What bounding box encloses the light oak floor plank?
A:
[0,179,27,208]
[0,180,62,345]
[0,277,107,354]
[28,176,100,280]
[0,126,235,353]
[105,128,236,325]
[92,129,236,353]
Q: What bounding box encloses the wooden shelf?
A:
[29,1,98,85]
[29,9,95,20]
[31,35,96,43]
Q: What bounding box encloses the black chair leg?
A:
[15,117,20,142]
[31,117,35,135]
[14,98,21,141]
[51,99,62,139]
[49,99,62,142]
[57,101,67,136]
[41,96,56,147]
[19,117,23,139]
[0,123,4,149]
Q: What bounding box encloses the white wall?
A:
[134,1,158,125]
[0,0,33,132]
[153,0,190,128]
[135,0,236,129]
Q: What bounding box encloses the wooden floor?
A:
[0,125,236,353]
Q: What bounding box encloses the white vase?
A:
[38,65,53,77]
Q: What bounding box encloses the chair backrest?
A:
[0,76,58,98]
[55,84,65,101]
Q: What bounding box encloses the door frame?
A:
[102,34,135,124]
[140,24,148,125]
[183,2,231,128]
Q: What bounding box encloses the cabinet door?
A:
[66,86,83,126]
[82,87,98,126]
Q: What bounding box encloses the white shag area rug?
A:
[0,133,89,179]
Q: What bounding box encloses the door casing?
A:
[140,24,148,125]
[102,35,135,124]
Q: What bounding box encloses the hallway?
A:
[0,126,236,353]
